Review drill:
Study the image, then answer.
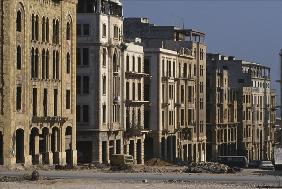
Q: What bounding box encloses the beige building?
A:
[207,54,276,161]
[0,0,77,166]
[76,0,125,163]
[124,18,207,162]
[122,40,149,164]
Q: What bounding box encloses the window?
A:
[102,48,107,67]
[114,25,119,39]
[46,18,49,42]
[16,86,22,111]
[42,49,46,78]
[66,53,71,74]
[132,83,135,101]
[138,57,142,73]
[200,82,204,93]
[32,88,37,116]
[138,83,141,101]
[126,55,129,72]
[200,98,204,109]
[43,89,48,116]
[102,24,106,37]
[77,24,81,36]
[46,50,49,78]
[132,56,135,72]
[76,105,81,122]
[31,48,39,79]
[83,24,89,36]
[76,48,81,65]
[42,17,46,41]
[102,76,106,95]
[66,22,71,40]
[77,76,81,95]
[126,82,129,100]
[32,14,35,40]
[83,48,89,65]
[102,105,106,123]
[35,15,39,41]
[54,89,58,116]
[66,90,71,109]
[83,105,89,122]
[16,46,21,70]
[16,11,21,32]
[83,76,89,94]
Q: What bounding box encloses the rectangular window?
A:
[181,85,184,103]
[83,24,90,36]
[54,89,58,116]
[66,90,71,109]
[32,88,37,116]
[76,105,80,122]
[77,76,81,95]
[16,86,22,111]
[43,88,48,116]
[138,83,141,101]
[83,76,89,94]
[83,48,89,65]
[103,105,106,123]
[76,48,81,65]
[83,105,89,122]
[77,24,81,36]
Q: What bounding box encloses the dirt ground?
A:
[0,179,255,189]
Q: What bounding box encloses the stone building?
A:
[76,0,124,163]
[124,18,207,162]
[0,0,77,166]
[206,54,240,161]
[207,53,276,161]
[122,40,149,164]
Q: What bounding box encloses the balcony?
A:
[175,102,184,108]
[175,75,196,81]
[125,71,151,79]
[32,116,68,124]
[124,124,146,138]
[125,99,150,106]
[113,96,121,104]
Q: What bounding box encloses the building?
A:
[0,0,77,166]
[124,18,207,162]
[206,54,240,161]
[207,54,276,161]
[122,40,150,164]
[76,0,125,164]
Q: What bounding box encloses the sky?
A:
[123,0,282,105]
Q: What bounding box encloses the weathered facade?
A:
[122,40,149,164]
[206,54,239,161]
[207,54,276,161]
[124,18,207,162]
[0,0,77,166]
[76,0,125,164]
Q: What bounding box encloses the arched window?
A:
[31,48,35,78]
[35,48,39,78]
[113,53,118,72]
[32,14,35,40]
[16,11,22,32]
[56,20,60,44]
[46,18,49,42]
[66,53,70,74]
[42,49,46,78]
[66,22,71,40]
[46,50,49,79]
[42,17,45,42]
[56,51,59,79]
[126,55,129,72]
[35,15,39,40]
[16,46,21,70]
[102,48,107,66]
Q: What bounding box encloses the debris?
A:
[184,162,241,174]
[31,170,40,181]
[145,158,171,166]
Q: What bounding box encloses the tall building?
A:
[122,40,149,164]
[0,0,77,166]
[207,54,276,161]
[76,0,124,163]
[124,18,207,162]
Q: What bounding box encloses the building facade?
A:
[0,0,77,166]
[124,18,207,162]
[76,0,125,163]
[207,54,276,161]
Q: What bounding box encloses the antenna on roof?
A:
[182,18,184,29]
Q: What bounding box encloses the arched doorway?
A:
[65,126,72,165]
[51,127,60,164]
[16,129,24,163]
[40,127,49,164]
[0,131,3,165]
[29,128,39,164]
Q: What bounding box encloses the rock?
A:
[31,170,40,181]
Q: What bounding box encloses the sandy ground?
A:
[0,179,256,189]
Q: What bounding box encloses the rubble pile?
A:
[145,158,171,166]
[185,162,239,174]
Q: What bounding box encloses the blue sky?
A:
[124,0,282,104]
